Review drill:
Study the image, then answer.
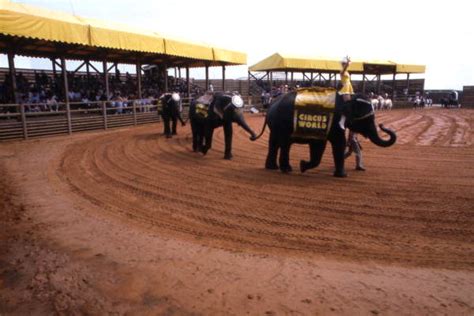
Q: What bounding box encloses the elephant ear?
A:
[351,96,374,120]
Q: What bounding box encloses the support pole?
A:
[61,57,72,135]
[392,72,396,97]
[52,58,57,77]
[186,66,190,97]
[376,74,381,94]
[247,71,251,101]
[222,65,226,92]
[136,61,142,99]
[133,99,137,125]
[285,71,288,85]
[103,60,110,100]
[86,60,90,88]
[205,65,209,91]
[406,73,410,97]
[266,71,270,89]
[362,73,367,94]
[20,103,27,139]
[51,58,57,94]
[10,53,27,139]
[291,72,294,84]
[7,53,17,104]
[163,64,168,92]
[102,101,107,130]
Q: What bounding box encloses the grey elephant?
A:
[189,92,257,159]
[252,87,396,177]
[159,92,185,138]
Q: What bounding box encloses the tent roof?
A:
[248,53,363,72]
[249,53,425,74]
[0,0,246,67]
[0,0,89,45]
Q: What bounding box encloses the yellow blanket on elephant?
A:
[195,103,209,118]
[293,87,336,140]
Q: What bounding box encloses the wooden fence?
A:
[0,99,191,141]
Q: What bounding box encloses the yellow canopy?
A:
[396,63,426,74]
[78,17,165,53]
[0,0,89,45]
[163,36,214,61]
[250,53,425,74]
[213,47,247,65]
[0,0,246,65]
[249,53,363,72]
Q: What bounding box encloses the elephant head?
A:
[346,96,396,147]
[215,93,257,140]
[160,92,181,113]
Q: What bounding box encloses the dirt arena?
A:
[1,108,473,315]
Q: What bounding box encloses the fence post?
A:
[20,104,28,140]
[102,101,107,130]
[66,102,72,134]
[133,100,137,125]
[61,57,72,135]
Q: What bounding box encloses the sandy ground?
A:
[0,108,473,315]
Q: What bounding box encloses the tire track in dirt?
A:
[55,109,474,269]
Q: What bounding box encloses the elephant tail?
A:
[251,114,268,141]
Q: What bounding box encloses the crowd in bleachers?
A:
[257,80,396,112]
[0,68,203,114]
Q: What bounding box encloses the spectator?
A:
[46,92,59,112]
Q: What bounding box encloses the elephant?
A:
[159,92,186,138]
[252,89,397,177]
[189,92,257,160]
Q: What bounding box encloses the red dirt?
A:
[1,108,473,315]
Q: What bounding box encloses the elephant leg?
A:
[162,115,171,138]
[300,141,326,173]
[197,123,205,152]
[202,124,214,155]
[330,131,347,177]
[265,131,279,170]
[172,117,178,135]
[190,120,199,152]
[223,122,233,160]
[279,138,292,173]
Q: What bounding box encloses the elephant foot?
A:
[300,160,309,173]
[355,166,366,171]
[265,162,279,170]
[333,170,347,178]
[224,153,233,160]
[201,147,209,155]
[280,165,293,173]
[166,134,172,139]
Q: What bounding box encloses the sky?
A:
[2,0,474,89]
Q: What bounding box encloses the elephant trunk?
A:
[368,123,397,147]
[234,111,257,140]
